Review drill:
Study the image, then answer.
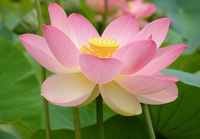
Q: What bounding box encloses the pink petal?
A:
[19,34,69,73]
[102,15,139,46]
[141,3,157,18]
[136,44,187,75]
[113,40,156,75]
[43,25,80,69]
[41,73,96,106]
[48,3,78,45]
[79,54,123,84]
[133,2,156,18]
[100,81,142,116]
[115,74,178,95]
[68,13,100,47]
[133,18,171,48]
[136,84,178,104]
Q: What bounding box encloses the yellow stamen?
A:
[80,37,120,58]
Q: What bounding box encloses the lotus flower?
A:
[19,3,186,116]
[112,0,156,28]
[122,0,157,18]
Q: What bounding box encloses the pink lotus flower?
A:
[19,3,186,116]
[106,0,156,28]
[122,0,156,18]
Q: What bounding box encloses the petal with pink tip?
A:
[100,81,142,116]
[136,44,187,75]
[41,73,96,106]
[19,34,69,73]
[133,18,171,48]
[136,84,178,104]
[68,14,100,47]
[115,74,178,95]
[48,3,78,45]
[113,40,156,75]
[102,15,139,46]
[79,54,123,84]
[43,25,80,69]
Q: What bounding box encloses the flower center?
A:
[80,37,120,58]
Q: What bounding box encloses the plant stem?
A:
[0,0,5,24]
[98,0,108,34]
[35,0,51,139]
[56,2,81,139]
[56,2,82,139]
[142,104,156,139]
[41,67,51,139]
[35,0,43,36]
[72,107,82,139]
[43,0,49,5]
[42,99,51,139]
[103,0,108,24]
[95,1,108,138]
[96,95,105,139]
[58,0,65,9]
